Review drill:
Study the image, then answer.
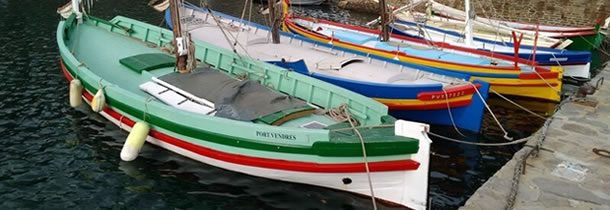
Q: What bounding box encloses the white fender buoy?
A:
[91,88,105,112]
[120,121,150,161]
[69,79,83,107]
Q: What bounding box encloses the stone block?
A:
[561,123,598,136]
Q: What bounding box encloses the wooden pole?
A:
[268,0,280,44]
[169,0,188,73]
[379,0,389,42]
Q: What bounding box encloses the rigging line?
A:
[470,0,501,57]
[427,131,530,146]
[540,50,585,88]
[196,1,254,59]
[489,89,547,120]
[231,0,250,47]
[469,82,513,141]
[245,0,254,48]
[442,89,467,137]
[471,0,503,50]
[412,17,439,50]
[341,105,377,210]
[531,67,561,93]
[578,34,610,57]
[200,3,253,59]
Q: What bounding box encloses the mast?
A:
[379,0,389,42]
[169,0,189,73]
[268,0,280,44]
[464,0,473,45]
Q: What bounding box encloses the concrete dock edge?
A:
[460,65,610,210]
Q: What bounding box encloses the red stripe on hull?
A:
[490,83,559,87]
[60,60,420,173]
[519,72,559,79]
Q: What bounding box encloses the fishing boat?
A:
[57,1,431,209]
[167,1,490,133]
[389,18,593,80]
[425,0,607,52]
[284,3,563,102]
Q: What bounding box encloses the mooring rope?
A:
[489,89,547,120]
[442,88,467,137]
[469,83,513,140]
[427,132,530,146]
[340,104,377,210]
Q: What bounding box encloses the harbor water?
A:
[0,0,569,209]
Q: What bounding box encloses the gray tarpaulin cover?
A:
[159,67,308,121]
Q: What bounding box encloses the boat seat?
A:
[120,53,175,74]
[139,81,216,116]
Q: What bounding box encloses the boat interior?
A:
[65,17,354,130]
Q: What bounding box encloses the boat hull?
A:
[60,58,431,209]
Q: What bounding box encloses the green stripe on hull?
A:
[110,104,414,164]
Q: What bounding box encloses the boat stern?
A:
[393,120,431,210]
